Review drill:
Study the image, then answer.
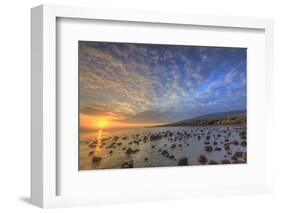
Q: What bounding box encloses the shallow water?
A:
[79,125,246,170]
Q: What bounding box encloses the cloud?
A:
[224,68,238,83]
[79,41,247,123]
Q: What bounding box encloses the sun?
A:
[98,120,107,128]
[97,119,108,129]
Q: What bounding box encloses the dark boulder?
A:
[161,150,169,157]
[92,156,102,163]
[231,141,239,145]
[178,158,188,166]
[224,143,230,150]
[121,160,134,168]
[125,147,140,155]
[232,160,245,164]
[239,131,246,140]
[208,160,218,165]
[88,151,94,156]
[215,147,222,151]
[233,151,243,158]
[204,146,213,152]
[240,141,247,147]
[198,155,208,164]
[220,159,231,164]
[150,134,162,141]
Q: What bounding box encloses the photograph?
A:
[79,41,247,170]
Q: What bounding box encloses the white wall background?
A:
[0,0,280,212]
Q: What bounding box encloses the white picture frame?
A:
[31,4,274,208]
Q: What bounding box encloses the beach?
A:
[79,125,247,170]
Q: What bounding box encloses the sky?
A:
[79,41,246,130]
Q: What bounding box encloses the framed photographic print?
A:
[79,41,247,170]
[31,4,274,208]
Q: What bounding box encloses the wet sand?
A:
[79,125,246,170]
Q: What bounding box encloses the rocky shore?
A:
[79,125,247,170]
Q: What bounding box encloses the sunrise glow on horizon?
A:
[80,113,165,131]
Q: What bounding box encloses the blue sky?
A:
[79,41,246,125]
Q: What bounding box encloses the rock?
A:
[204,146,213,152]
[161,150,169,157]
[169,155,175,159]
[179,144,182,147]
[198,155,208,164]
[171,144,176,149]
[215,147,222,151]
[88,151,94,155]
[150,134,162,141]
[92,156,102,163]
[233,151,243,158]
[178,158,188,166]
[224,143,230,150]
[208,160,218,165]
[109,150,113,154]
[89,142,97,148]
[231,155,238,161]
[144,157,148,161]
[121,160,134,168]
[240,141,247,147]
[232,160,245,164]
[151,145,155,148]
[240,131,246,140]
[117,142,122,146]
[101,138,108,142]
[220,159,231,164]
[213,141,218,145]
[231,141,239,145]
[125,147,140,155]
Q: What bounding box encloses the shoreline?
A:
[79,125,247,170]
